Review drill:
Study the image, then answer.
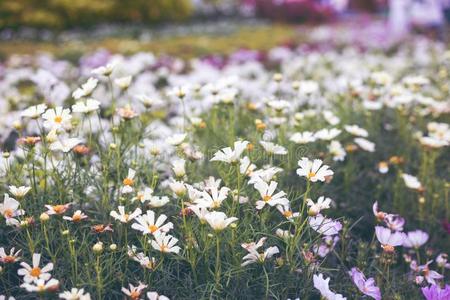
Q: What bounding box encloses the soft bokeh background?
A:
[0,0,449,60]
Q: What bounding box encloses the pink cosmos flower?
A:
[374,226,405,252]
[403,230,429,248]
[348,267,381,300]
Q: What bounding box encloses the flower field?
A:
[0,25,449,299]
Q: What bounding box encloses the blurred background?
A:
[0,0,449,59]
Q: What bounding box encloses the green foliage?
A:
[0,0,193,29]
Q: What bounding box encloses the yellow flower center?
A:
[123,214,129,221]
[307,171,316,179]
[72,214,82,222]
[382,244,395,253]
[148,225,158,233]
[54,116,62,123]
[123,178,134,186]
[3,208,13,218]
[283,211,293,218]
[30,267,41,277]
[263,195,272,202]
[130,291,140,300]
[160,245,168,252]
[52,205,65,214]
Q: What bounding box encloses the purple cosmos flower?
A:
[403,230,429,248]
[411,260,444,285]
[348,268,381,300]
[384,214,405,232]
[375,226,405,252]
[421,284,450,300]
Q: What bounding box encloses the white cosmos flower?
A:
[307,196,332,216]
[122,169,136,194]
[419,136,449,148]
[276,204,299,220]
[241,238,279,266]
[59,287,91,300]
[147,291,170,300]
[172,159,186,177]
[259,141,287,155]
[189,205,210,224]
[248,167,282,184]
[204,211,238,231]
[240,156,256,176]
[166,133,187,146]
[150,232,181,254]
[121,282,147,299]
[168,180,186,197]
[148,196,170,208]
[254,180,289,210]
[354,138,375,152]
[133,188,154,203]
[323,111,340,125]
[72,78,98,99]
[110,206,142,223]
[315,128,342,141]
[72,98,100,114]
[42,107,72,130]
[49,137,82,153]
[403,230,429,248]
[296,158,334,182]
[21,104,47,119]
[210,140,249,164]
[402,173,422,190]
[195,186,230,209]
[313,273,347,300]
[344,125,368,137]
[328,140,346,161]
[309,214,342,236]
[21,278,59,293]
[290,131,316,144]
[91,62,116,76]
[17,253,53,283]
[115,76,133,90]
[132,210,174,235]
[8,185,31,198]
[0,194,24,226]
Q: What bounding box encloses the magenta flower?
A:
[375,226,405,252]
[403,230,429,249]
[421,284,450,300]
[348,268,381,300]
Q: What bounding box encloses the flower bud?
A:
[40,213,50,222]
[93,242,104,254]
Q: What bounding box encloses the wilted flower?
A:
[0,247,21,263]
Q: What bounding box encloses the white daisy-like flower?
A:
[354,138,375,152]
[59,287,91,300]
[315,128,342,141]
[259,141,287,155]
[307,196,332,216]
[296,158,334,182]
[17,253,54,283]
[204,211,238,231]
[110,206,142,223]
[72,98,100,114]
[150,232,181,254]
[21,104,47,119]
[131,210,174,235]
[254,180,289,210]
[344,125,368,137]
[42,107,72,130]
[290,131,316,144]
[72,78,98,99]
[210,140,249,164]
[115,76,133,90]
